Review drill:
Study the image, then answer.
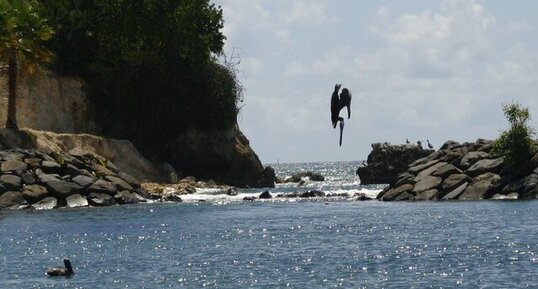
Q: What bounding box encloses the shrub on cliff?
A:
[492,102,537,170]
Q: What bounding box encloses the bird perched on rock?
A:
[427,140,433,149]
[330,84,352,146]
[406,138,410,144]
[417,141,423,150]
[46,259,74,277]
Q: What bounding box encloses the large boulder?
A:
[1,160,27,172]
[357,143,434,184]
[0,191,27,208]
[413,189,440,201]
[0,174,22,191]
[459,173,500,200]
[45,180,84,198]
[441,182,468,200]
[413,175,442,193]
[66,194,89,208]
[380,184,413,201]
[87,179,117,195]
[466,158,504,177]
[459,151,489,169]
[441,174,471,192]
[88,192,116,206]
[22,185,49,203]
[32,196,57,210]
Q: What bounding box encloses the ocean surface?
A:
[1,161,537,288]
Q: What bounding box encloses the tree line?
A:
[1,0,242,160]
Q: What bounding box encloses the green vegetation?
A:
[492,102,537,168]
[0,0,53,130]
[38,0,241,160]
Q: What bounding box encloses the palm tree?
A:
[0,0,53,130]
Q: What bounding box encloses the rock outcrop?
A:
[357,143,434,184]
[0,148,152,210]
[377,139,538,201]
[170,126,274,188]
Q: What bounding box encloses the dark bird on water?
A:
[46,259,74,277]
[330,84,352,146]
[427,140,433,149]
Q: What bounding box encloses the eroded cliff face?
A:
[0,71,97,133]
[170,126,274,188]
[0,70,272,187]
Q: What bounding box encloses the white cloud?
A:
[284,1,327,26]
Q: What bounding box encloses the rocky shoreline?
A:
[377,139,538,201]
[0,148,218,210]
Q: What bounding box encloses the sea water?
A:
[0,161,537,288]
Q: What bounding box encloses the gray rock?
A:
[433,163,463,179]
[459,173,501,200]
[24,158,41,169]
[413,189,439,201]
[114,191,139,204]
[0,191,27,208]
[440,140,461,150]
[441,174,471,192]
[442,182,468,200]
[413,175,442,193]
[1,160,28,172]
[41,160,63,174]
[105,175,133,191]
[71,175,96,188]
[163,194,183,202]
[259,191,272,199]
[0,183,7,194]
[45,180,84,198]
[416,162,447,179]
[354,193,373,201]
[88,192,116,206]
[408,160,440,174]
[36,169,61,183]
[299,190,325,198]
[380,184,413,201]
[21,172,36,185]
[21,185,49,203]
[32,196,58,210]
[226,188,238,196]
[466,158,504,177]
[459,151,489,169]
[87,179,117,195]
[118,172,141,188]
[0,174,22,191]
[309,173,325,182]
[393,172,416,187]
[439,147,469,164]
[63,164,81,177]
[394,191,414,201]
[66,194,88,208]
[408,156,429,168]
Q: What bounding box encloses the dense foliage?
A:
[492,102,537,169]
[39,0,241,158]
[0,0,54,130]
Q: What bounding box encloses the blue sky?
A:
[211,0,538,164]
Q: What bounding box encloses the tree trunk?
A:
[6,52,18,131]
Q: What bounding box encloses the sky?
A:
[211,0,538,164]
